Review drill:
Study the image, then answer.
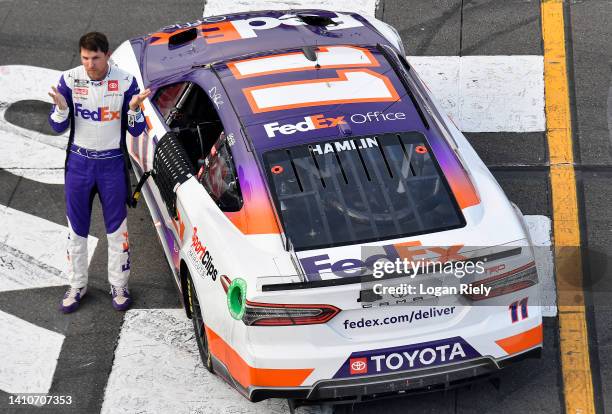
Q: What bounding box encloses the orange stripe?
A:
[149,21,243,46]
[224,194,280,235]
[495,324,543,355]
[206,327,313,388]
[225,210,280,235]
[451,174,480,210]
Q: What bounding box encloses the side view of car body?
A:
[111,9,543,404]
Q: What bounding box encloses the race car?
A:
[111,9,543,406]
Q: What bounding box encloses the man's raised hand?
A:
[129,88,152,111]
[48,86,68,111]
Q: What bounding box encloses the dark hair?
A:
[79,32,109,54]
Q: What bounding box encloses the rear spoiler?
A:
[260,247,523,292]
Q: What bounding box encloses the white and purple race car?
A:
[111,9,542,405]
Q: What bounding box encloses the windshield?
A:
[263,132,465,251]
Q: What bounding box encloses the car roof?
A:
[138,10,393,84]
[213,45,427,152]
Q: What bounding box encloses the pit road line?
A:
[541,1,595,413]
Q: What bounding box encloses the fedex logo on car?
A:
[334,337,480,378]
[264,114,346,138]
[300,242,466,279]
[75,103,119,122]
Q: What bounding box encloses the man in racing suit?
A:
[48,32,150,313]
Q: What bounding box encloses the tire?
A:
[187,274,214,373]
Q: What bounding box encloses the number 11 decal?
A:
[509,297,529,323]
[243,69,400,113]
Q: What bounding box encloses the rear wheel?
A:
[187,274,214,373]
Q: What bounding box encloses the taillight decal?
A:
[479,261,536,285]
[242,300,340,326]
[220,275,231,293]
[469,261,538,300]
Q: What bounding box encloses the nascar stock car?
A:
[111,9,543,406]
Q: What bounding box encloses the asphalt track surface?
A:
[0,0,610,413]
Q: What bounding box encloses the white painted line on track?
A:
[0,65,68,184]
[203,0,378,17]
[0,203,98,292]
[102,309,324,414]
[525,215,556,317]
[408,56,545,133]
[0,310,64,394]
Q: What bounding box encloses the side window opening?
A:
[152,82,224,170]
[153,82,188,119]
[198,133,242,212]
[152,82,242,212]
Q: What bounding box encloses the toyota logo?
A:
[351,360,366,371]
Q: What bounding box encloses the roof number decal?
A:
[243,69,400,113]
[228,46,379,79]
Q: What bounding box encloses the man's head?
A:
[79,32,110,81]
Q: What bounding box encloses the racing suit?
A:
[48,65,146,289]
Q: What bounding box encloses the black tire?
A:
[187,274,214,373]
[333,404,355,414]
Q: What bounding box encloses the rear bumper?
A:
[242,346,541,403]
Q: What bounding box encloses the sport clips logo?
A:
[189,227,218,281]
[75,103,119,122]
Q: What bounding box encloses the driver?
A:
[48,32,151,313]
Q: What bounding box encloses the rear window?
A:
[263,132,465,251]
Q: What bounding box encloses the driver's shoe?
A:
[111,285,133,311]
[60,287,87,313]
